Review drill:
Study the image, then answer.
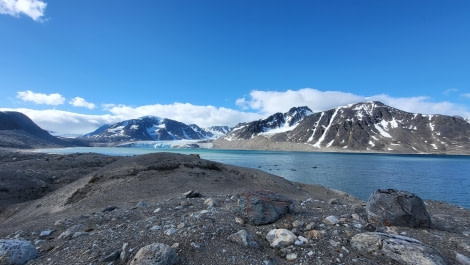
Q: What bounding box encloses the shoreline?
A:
[1,149,469,264]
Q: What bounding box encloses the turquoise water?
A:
[37,147,470,209]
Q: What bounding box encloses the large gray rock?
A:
[351,232,446,265]
[366,189,431,228]
[238,190,294,225]
[130,243,178,265]
[0,239,38,265]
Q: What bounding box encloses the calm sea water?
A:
[36,147,470,209]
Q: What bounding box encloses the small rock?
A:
[150,225,162,231]
[154,208,162,213]
[324,215,340,225]
[58,224,85,240]
[304,230,325,240]
[102,250,121,262]
[227,230,259,248]
[136,201,147,207]
[72,231,90,238]
[164,228,177,236]
[235,217,244,224]
[286,252,298,261]
[183,190,200,198]
[295,236,308,245]
[328,198,341,205]
[0,239,38,265]
[266,229,297,248]
[120,242,130,261]
[103,206,119,212]
[362,223,376,232]
[204,198,217,207]
[39,230,53,238]
[130,243,178,265]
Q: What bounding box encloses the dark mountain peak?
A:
[0,111,79,148]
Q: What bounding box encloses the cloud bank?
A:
[5,88,470,136]
[0,0,47,21]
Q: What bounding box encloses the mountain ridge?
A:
[215,101,470,154]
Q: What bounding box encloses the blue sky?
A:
[1,0,469,135]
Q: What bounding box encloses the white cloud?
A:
[237,88,470,119]
[16,90,65,105]
[462,93,470,99]
[103,102,262,128]
[0,0,47,21]
[236,88,365,114]
[0,108,120,136]
[69,97,96,109]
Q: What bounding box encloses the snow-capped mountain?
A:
[82,116,221,143]
[223,106,313,140]
[215,102,470,154]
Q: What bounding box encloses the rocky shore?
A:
[0,150,469,265]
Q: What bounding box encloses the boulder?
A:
[366,189,431,228]
[266,229,297,248]
[238,190,294,225]
[227,230,259,248]
[351,232,446,265]
[0,239,38,265]
[130,243,178,265]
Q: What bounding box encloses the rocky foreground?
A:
[0,151,469,265]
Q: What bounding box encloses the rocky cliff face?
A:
[224,106,313,140]
[215,102,470,154]
[0,111,79,148]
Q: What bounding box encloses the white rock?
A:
[265,229,297,248]
[204,198,217,207]
[295,236,308,245]
[286,252,298,261]
[324,215,340,225]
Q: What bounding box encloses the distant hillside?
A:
[81,116,229,145]
[0,111,84,149]
[214,102,470,154]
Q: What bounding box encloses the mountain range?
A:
[2,102,469,154]
[81,116,231,144]
[214,101,470,154]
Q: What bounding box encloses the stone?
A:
[39,230,53,238]
[0,239,38,265]
[286,252,297,261]
[102,250,121,262]
[183,190,200,198]
[324,215,340,225]
[58,224,85,240]
[130,243,178,265]
[266,229,297,248]
[366,189,431,228]
[304,230,325,240]
[351,232,446,265]
[120,242,130,261]
[238,190,294,225]
[164,228,177,236]
[103,205,119,212]
[294,235,308,245]
[204,198,217,207]
[227,230,259,248]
